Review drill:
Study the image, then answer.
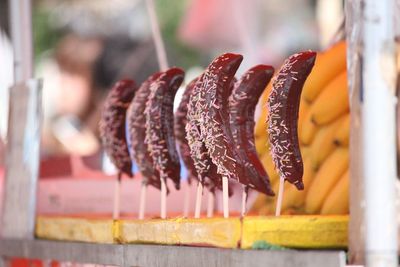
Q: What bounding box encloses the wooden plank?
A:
[35,215,349,249]
[0,239,346,267]
[359,0,398,266]
[346,0,399,265]
[35,217,115,244]
[344,1,365,264]
[120,217,241,248]
[1,80,42,239]
[124,244,346,267]
[241,216,348,249]
[0,239,124,266]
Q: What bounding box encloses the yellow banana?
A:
[255,180,281,215]
[255,83,272,138]
[255,134,269,157]
[300,146,311,159]
[302,41,347,103]
[333,113,350,147]
[260,151,279,186]
[309,71,349,126]
[300,110,319,145]
[298,100,310,138]
[281,157,315,212]
[309,115,347,170]
[321,170,349,215]
[249,194,269,214]
[305,147,349,214]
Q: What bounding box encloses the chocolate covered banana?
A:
[145,68,184,190]
[127,73,162,189]
[229,65,275,195]
[267,51,316,190]
[99,79,136,178]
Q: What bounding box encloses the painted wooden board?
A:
[241,215,348,249]
[36,216,115,244]
[120,217,241,248]
[35,215,349,249]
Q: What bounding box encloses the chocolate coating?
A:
[99,79,136,178]
[177,78,232,195]
[229,65,275,196]
[145,68,184,190]
[267,51,316,190]
[192,53,249,187]
[127,73,162,189]
[175,78,199,183]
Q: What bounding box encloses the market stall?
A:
[0,0,398,267]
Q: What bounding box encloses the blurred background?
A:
[0,0,344,214]
[0,0,343,159]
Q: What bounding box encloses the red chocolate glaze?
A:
[193,53,248,185]
[177,78,232,195]
[99,79,136,178]
[145,68,184,190]
[229,65,275,196]
[174,78,199,183]
[267,51,316,190]
[127,73,162,190]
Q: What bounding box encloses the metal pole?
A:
[9,0,33,82]
[1,0,41,239]
[362,0,398,266]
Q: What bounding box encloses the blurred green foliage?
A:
[32,8,62,61]
[156,0,202,69]
[32,0,201,68]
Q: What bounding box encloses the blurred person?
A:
[40,33,103,156]
[41,33,158,157]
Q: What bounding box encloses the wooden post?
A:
[361,0,398,265]
[9,0,33,83]
[346,0,399,266]
[1,80,42,239]
[345,0,365,264]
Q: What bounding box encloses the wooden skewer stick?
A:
[146,0,171,220]
[138,182,147,220]
[275,176,285,216]
[112,173,122,220]
[160,177,167,219]
[241,186,248,217]
[222,176,229,218]
[194,181,203,218]
[183,180,191,217]
[145,0,168,71]
[206,189,215,218]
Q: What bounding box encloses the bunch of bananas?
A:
[252,41,349,215]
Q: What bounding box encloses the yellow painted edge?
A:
[241,215,349,249]
[35,216,114,244]
[112,219,122,243]
[120,217,241,248]
[35,215,349,249]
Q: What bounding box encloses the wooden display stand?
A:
[1,0,399,267]
[35,215,348,249]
